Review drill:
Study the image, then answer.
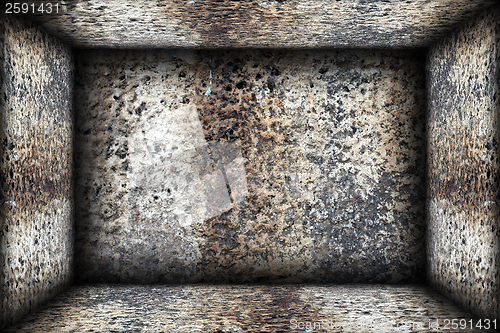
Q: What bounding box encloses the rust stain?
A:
[185,49,426,283]
[186,50,313,283]
[207,25,229,36]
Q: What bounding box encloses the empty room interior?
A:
[1,0,500,332]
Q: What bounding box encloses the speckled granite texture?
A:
[4,284,496,333]
[0,11,74,330]
[4,3,500,331]
[74,49,426,284]
[427,6,500,322]
[19,0,497,49]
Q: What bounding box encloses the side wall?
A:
[427,7,500,321]
[0,13,74,329]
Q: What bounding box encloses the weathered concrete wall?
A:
[74,49,426,284]
[0,12,74,330]
[23,0,497,49]
[427,7,500,321]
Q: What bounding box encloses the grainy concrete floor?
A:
[3,285,496,333]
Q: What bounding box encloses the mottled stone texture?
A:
[0,11,74,330]
[427,7,500,321]
[74,49,426,284]
[20,0,497,49]
[4,284,495,333]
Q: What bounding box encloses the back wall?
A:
[73,49,426,284]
